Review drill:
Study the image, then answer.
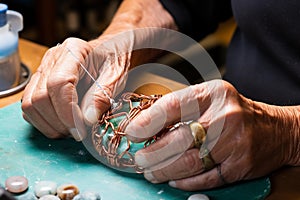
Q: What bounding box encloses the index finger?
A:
[125,85,202,142]
[126,80,227,143]
[47,39,93,141]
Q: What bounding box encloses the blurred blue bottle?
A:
[0,3,23,91]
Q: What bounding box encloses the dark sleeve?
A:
[159,0,232,41]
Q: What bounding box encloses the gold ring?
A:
[189,122,206,148]
[200,148,215,171]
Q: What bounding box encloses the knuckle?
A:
[63,37,91,55]
[182,151,201,173]
[21,99,32,113]
[43,46,58,58]
[64,37,83,44]
[63,37,83,47]
[31,91,47,108]
[47,75,77,98]
[21,104,35,121]
[48,72,77,87]
[164,93,180,111]
[161,94,181,121]
[157,169,172,181]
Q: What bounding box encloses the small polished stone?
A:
[187,194,210,200]
[5,176,28,193]
[73,191,101,200]
[57,184,80,200]
[34,181,57,197]
[39,194,60,200]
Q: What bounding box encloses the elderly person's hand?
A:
[125,80,300,191]
[21,37,131,140]
[21,0,177,141]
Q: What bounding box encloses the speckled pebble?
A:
[73,191,101,200]
[187,194,210,200]
[57,184,80,200]
[39,194,60,200]
[5,176,28,193]
[34,181,57,197]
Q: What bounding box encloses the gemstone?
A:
[5,176,28,193]
[57,184,80,200]
[188,194,210,200]
[73,191,101,200]
[34,181,57,197]
[92,94,161,173]
[39,194,60,200]
[189,122,206,148]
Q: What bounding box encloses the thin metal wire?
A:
[65,46,118,109]
[56,44,188,172]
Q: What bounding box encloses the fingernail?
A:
[84,106,99,125]
[187,194,210,200]
[69,128,83,141]
[168,181,177,188]
[144,171,158,183]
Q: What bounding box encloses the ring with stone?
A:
[200,147,215,171]
[189,121,206,148]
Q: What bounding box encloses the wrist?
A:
[281,106,300,165]
[104,0,177,33]
[252,102,300,166]
[89,0,177,44]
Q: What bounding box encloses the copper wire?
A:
[92,92,168,173]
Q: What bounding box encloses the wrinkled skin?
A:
[21,0,175,141]
[21,37,130,141]
[125,80,300,191]
[21,0,300,192]
[22,38,92,140]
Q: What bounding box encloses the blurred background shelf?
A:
[0,0,121,46]
[0,0,236,84]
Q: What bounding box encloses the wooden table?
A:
[1,38,300,199]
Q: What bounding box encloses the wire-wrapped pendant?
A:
[91,92,171,173]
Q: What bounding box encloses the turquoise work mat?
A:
[0,102,271,200]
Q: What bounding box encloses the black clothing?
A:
[159,0,300,105]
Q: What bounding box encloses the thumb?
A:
[81,83,112,126]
